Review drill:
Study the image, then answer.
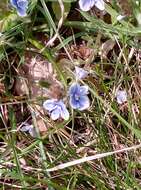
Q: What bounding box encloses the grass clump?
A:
[0,0,141,189]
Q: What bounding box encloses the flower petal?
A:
[17,7,27,17]
[78,95,90,110]
[116,90,127,104]
[43,99,57,111]
[69,96,80,109]
[10,0,17,8]
[95,0,105,11]
[79,85,89,95]
[50,108,60,120]
[17,0,28,8]
[79,0,95,12]
[57,100,70,120]
[20,124,33,132]
[10,0,28,17]
[75,66,89,79]
[60,107,70,120]
[69,83,80,96]
[29,128,37,138]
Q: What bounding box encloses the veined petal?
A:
[69,83,80,96]
[29,128,37,138]
[43,99,57,111]
[17,0,28,8]
[10,0,28,17]
[16,7,27,17]
[79,85,89,95]
[57,100,70,120]
[10,0,17,7]
[51,108,60,120]
[79,0,95,12]
[95,0,105,11]
[69,96,80,109]
[20,124,33,132]
[75,66,88,79]
[60,107,70,120]
[78,95,90,110]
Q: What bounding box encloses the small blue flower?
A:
[20,123,37,137]
[10,0,28,17]
[75,66,89,80]
[69,83,90,110]
[79,0,105,12]
[116,90,127,104]
[43,99,70,120]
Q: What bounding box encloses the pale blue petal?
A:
[10,0,17,8]
[51,108,60,120]
[43,99,57,111]
[56,100,65,107]
[69,96,80,109]
[10,0,28,17]
[95,0,105,11]
[79,0,95,11]
[17,8,27,17]
[57,100,70,120]
[29,128,37,137]
[75,66,88,79]
[116,90,127,104]
[79,95,90,110]
[17,0,28,8]
[20,124,33,132]
[79,85,89,95]
[60,107,70,120]
[69,83,80,96]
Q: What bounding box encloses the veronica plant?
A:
[69,83,90,110]
[43,99,70,120]
[79,0,105,12]
[10,0,29,17]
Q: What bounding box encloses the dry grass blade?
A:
[47,144,141,172]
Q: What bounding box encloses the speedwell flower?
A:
[69,83,90,110]
[10,0,28,17]
[116,90,127,104]
[79,0,105,12]
[75,66,89,80]
[20,123,37,137]
[43,99,69,120]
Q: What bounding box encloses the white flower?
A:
[116,90,127,104]
[79,0,105,12]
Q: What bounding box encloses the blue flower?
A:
[20,123,37,137]
[10,0,28,17]
[79,0,105,12]
[75,66,89,80]
[116,90,127,104]
[43,99,70,120]
[69,83,90,110]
